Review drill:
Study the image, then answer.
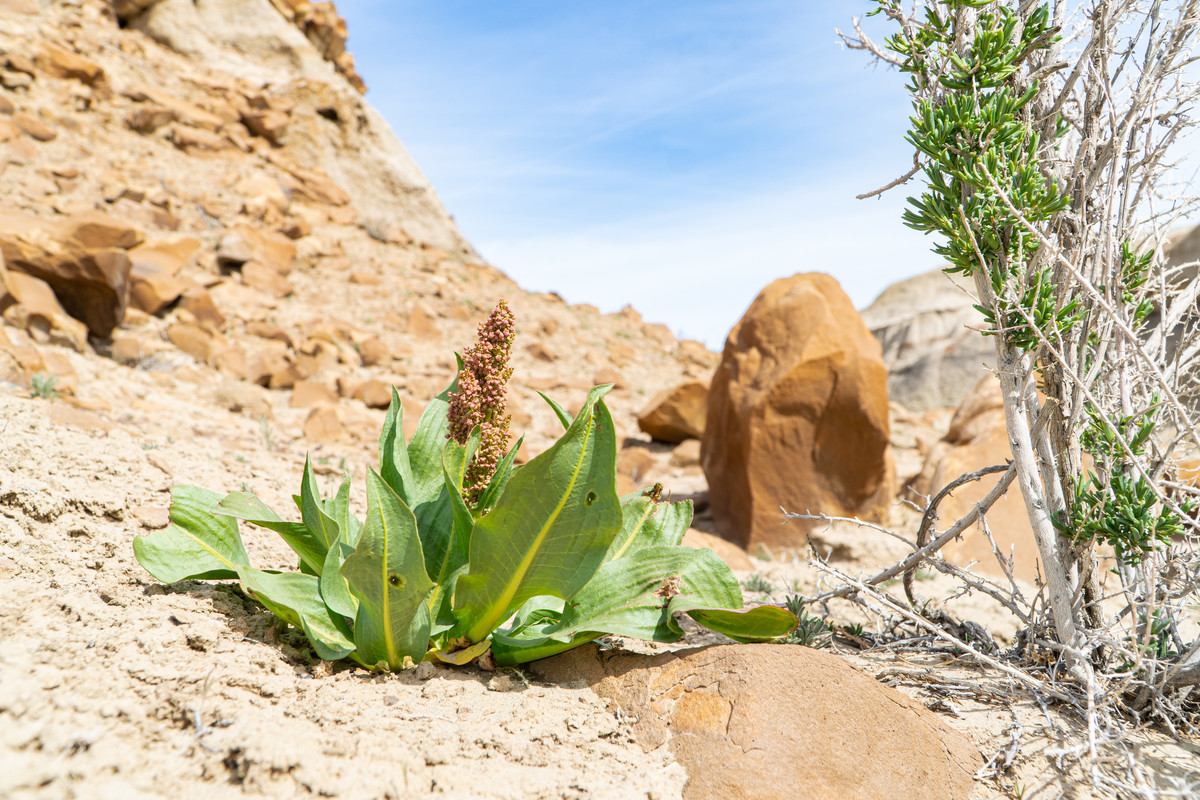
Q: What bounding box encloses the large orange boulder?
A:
[702,273,893,550]
[908,376,1039,582]
[531,644,980,800]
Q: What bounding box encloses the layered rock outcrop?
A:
[702,273,894,551]
[860,267,992,412]
[117,0,473,256]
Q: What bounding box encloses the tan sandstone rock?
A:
[908,376,1040,582]
[218,224,296,275]
[0,211,142,337]
[637,379,707,443]
[702,273,893,551]
[530,644,980,800]
[0,269,90,352]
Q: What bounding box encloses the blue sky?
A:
[335,2,940,346]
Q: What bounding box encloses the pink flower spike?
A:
[446,300,516,504]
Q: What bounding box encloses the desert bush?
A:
[823,0,1200,790]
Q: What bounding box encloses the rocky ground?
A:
[1,1,1197,798]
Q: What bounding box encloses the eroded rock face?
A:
[531,644,980,800]
[860,267,993,412]
[0,212,143,338]
[124,0,472,256]
[702,273,893,551]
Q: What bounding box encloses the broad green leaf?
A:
[606,496,692,562]
[301,456,341,553]
[322,477,361,548]
[491,630,598,667]
[317,477,360,619]
[454,386,621,643]
[378,386,417,503]
[493,546,796,664]
[406,371,458,492]
[320,538,358,619]
[216,491,325,574]
[426,437,476,637]
[537,391,573,430]
[235,566,355,661]
[340,470,435,669]
[380,372,458,507]
[134,485,250,582]
[378,381,464,585]
[547,546,731,642]
[670,597,799,643]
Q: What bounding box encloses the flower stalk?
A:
[447,300,516,504]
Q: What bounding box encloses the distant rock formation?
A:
[702,273,893,551]
[117,0,475,257]
[860,267,992,412]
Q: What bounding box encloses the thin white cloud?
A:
[480,177,936,348]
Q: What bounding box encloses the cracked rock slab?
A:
[531,643,981,800]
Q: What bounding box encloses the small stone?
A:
[12,111,55,142]
[241,108,289,146]
[178,289,225,332]
[526,342,557,362]
[127,103,175,134]
[354,379,392,409]
[357,335,388,367]
[130,505,169,530]
[241,260,293,298]
[291,380,338,408]
[170,124,228,153]
[669,439,701,469]
[37,44,107,89]
[637,380,708,443]
[4,54,36,77]
[593,367,627,390]
[335,374,365,399]
[348,271,381,286]
[487,672,525,692]
[244,320,292,345]
[406,302,440,340]
[303,405,344,442]
[166,321,215,363]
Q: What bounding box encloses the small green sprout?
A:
[30,372,60,400]
[782,596,831,648]
[741,573,775,594]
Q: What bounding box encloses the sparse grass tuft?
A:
[741,573,774,594]
[30,372,60,400]
[782,595,830,648]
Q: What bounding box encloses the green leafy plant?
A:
[135,301,797,669]
[781,595,830,649]
[30,372,59,400]
[741,573,774,594]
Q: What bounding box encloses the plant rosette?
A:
[134,305,797,670]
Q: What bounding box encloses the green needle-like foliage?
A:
[133,302,798,669]
[878,0,1182,570]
